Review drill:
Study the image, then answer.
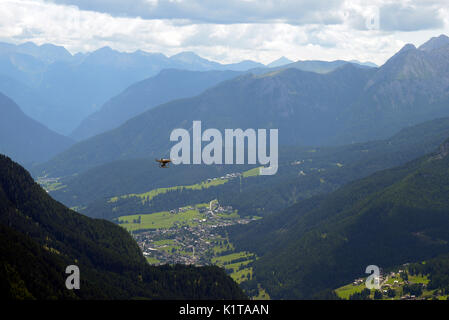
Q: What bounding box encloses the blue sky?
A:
[0,0,448,65]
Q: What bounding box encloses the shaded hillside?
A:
[221,116,449,216]
[0,93,74,166]
[42,116,449,219]
[0,154,246,299]
[71,69,242,140]
[91,116,449,221]
[230,138,449,299]
[35,63,375,177]
[0,75,61,128]
[48,159,251,209]
[337,35,449,143]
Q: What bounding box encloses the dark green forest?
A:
[408,254,449,295]
[229,138,449,299]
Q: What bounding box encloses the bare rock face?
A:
[418,34,449,52]
[438,139,449,159]
[430,139,449,161]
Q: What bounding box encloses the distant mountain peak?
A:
[170,51,202,60]
[398,43,417,53]
[378,43,419,69]
[168,51,217,66]
[419,34,449,52]
[87,46,122,60]
[13,41,72,62]
[267,56,294,68]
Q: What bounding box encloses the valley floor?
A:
[118,201,269,299]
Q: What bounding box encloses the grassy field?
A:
[118,205,206,232]
[212,251,256,285]
[231,267,253,284]
[145,256,160,264]
[335,282,366,300]
[109,178,228,204]
[215,210,240,219]
[211,237,235,255]
[242,167,261,178]
[210,248,269,298]
[211,251,254,265]
[254,285,270,300]
[408,274,429,285]
[153,239,176,246]
[109,164,263,207]
[151,239,182,253]
[109,165,261,209]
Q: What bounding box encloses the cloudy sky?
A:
[0,0,448,65]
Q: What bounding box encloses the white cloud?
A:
[0,0,448,66]
[379,1,444,31]
[0,0,197,53]
[47,0,345,25]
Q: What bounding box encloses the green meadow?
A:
[335,282,366,300]
[242,167,262,178]
[211,251,254,265]
[109,178,228,204]
[118,205,206,232]
[211,251,256,285]
[145,256,160,264]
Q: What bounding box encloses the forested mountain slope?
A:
[0,154,246,299]
[230,138,449,299]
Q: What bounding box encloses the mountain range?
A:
[0,40,377,136]
[34,35,449,179]
[70,69,243,140]
[33,63,376,177]
[0,42,263,134]
[70,59,379,141]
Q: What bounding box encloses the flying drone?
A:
[155,158,172,168]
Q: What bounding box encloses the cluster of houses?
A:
[351,267,430,300]
[169,206,195,214]
[206,172,241,182]
[291,160,304,165]
[37,176,61,193]
[135,201,254,266]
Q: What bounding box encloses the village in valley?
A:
[117,198,269,299]
[110,168,270,299]
[125,200,258,266]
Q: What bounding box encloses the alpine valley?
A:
[3,34,449,300]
